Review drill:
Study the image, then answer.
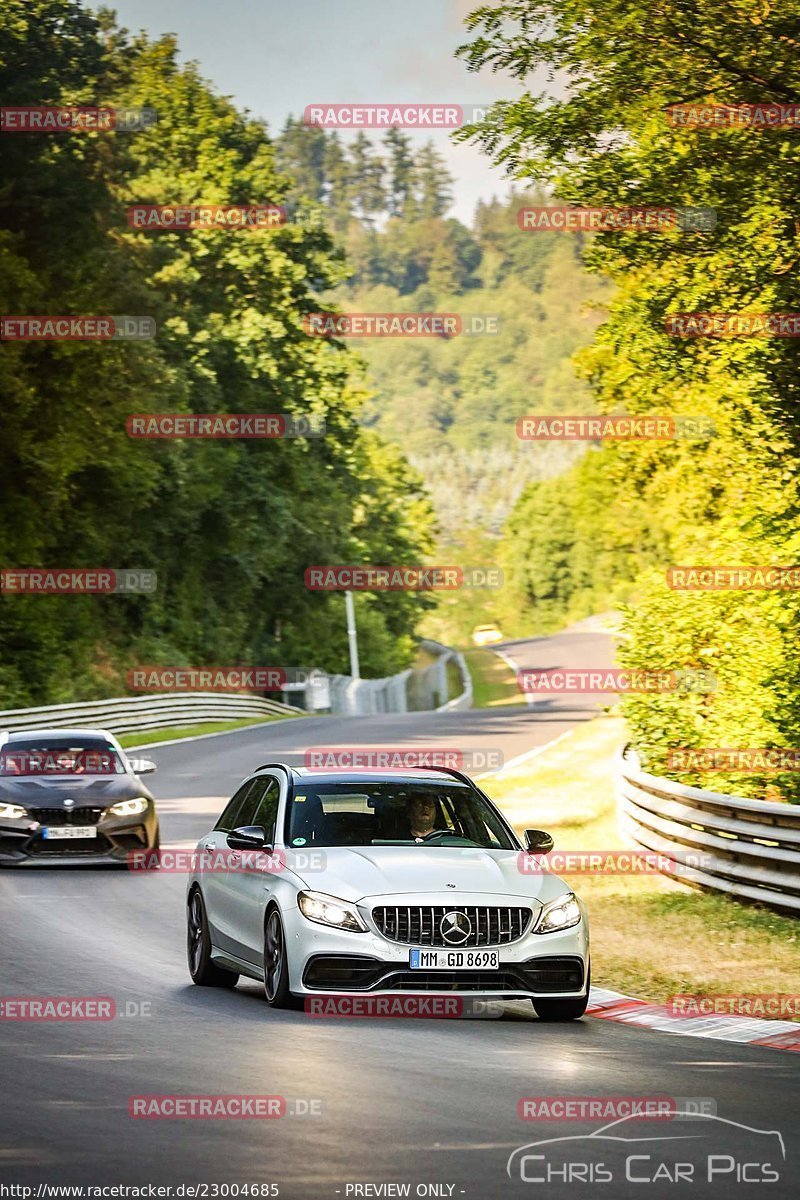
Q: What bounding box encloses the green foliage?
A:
[461,0,800,799]
[0,0,435,705]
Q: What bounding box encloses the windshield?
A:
[285,780,516,849]
[0,740,127,776]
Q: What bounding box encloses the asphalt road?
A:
[1,629,797,1198]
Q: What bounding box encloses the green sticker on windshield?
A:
[293,837,307,846]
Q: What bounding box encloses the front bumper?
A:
[0,806,159,866]
[282,896,589,999]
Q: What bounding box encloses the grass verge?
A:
[463,647,525,708]
[119,714,297,749]
[479,715,800,1007]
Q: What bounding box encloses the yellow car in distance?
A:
[472,624,504,646]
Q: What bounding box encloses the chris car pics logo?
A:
[507,1113,785,1186]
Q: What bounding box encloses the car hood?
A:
[287,845,567,905]
[0,775,152,808]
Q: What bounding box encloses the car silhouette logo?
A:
[441,910,471,945]
[506,1112,786,1180]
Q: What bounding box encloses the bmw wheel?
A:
[187,888,239,988]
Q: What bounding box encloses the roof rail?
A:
[391,763,475,786]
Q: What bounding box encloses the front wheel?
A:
[532,966,590,1022]
[187,889,239,988]
[263,907,301,1009]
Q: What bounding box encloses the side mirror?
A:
[227,825,269,851]
[129,757,157,775]
[524,828,554,854]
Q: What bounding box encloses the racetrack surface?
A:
[1,630,797,1198]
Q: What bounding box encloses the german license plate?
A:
[409,948,500,970]
[43,826,97,839]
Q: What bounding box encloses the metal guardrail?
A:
[421,640,472,712]
[618,747,800,914]
[0,693,300,738]
[324,640,471,717]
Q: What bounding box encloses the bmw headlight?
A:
[107,797,150,818]
[534,892,581,935]
[298,890,367,933]
[0,802,27,820]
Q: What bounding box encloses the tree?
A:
[323,132,354,233]
[414,144,453,218]
[383,128,417,217]
[460,0,800,799]
[274,116,328,204]
[0,1,435,703]
[350,132,386,225]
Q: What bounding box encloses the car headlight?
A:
[534,891,581,935]
[298,890,367,933]
[0,802,27,820]
[107,797,150,818]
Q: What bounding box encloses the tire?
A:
[532,965,590,1022]
[187,888,239,988]
[263,907,301,1009]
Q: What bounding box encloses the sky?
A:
[103,0,529,223]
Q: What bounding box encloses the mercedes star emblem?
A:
[440,910,472,945]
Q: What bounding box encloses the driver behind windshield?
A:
[404,792,443,840]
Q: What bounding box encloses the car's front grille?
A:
[26,807,105,826]
[519,956,585,993]
[29,835,113,857]
[386,970,524,992]
[301,954,585,996]
[304,955,384,990]
[371,905,533,947]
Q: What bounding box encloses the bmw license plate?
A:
[43,826,97,839]
[409,948,499,970]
